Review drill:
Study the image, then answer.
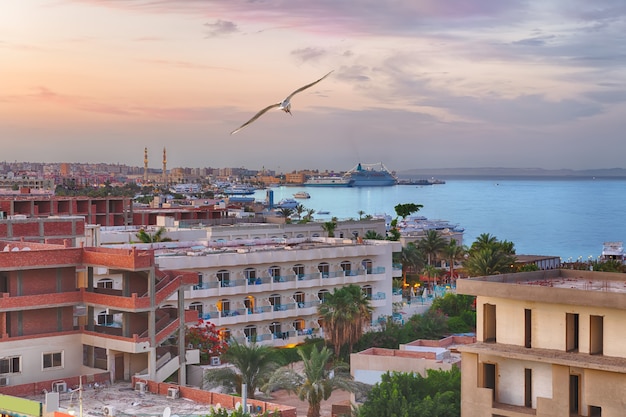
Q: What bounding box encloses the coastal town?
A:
[1,154,626,417]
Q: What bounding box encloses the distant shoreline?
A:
[397,168,626,179]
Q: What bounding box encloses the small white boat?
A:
[293,191,311,199]
[317,210,330,215]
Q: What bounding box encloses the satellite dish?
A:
[215,403,221,410]
[235,402,241,410]
[163,407,171,417]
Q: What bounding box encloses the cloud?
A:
[290,47,327,63]
[204,19,238,37]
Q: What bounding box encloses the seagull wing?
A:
[284,70,334,101]
[231,102,281,135]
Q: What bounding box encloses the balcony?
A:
[0,290,82,311]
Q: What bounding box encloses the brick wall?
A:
[131,378,297,417]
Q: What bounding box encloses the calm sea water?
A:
[256,178,626,261]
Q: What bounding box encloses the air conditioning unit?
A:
[187,343,194,349]
[102,406,115,417]
[134,382,146,393]
[246,404,254,414]
[52,382,67,393]
[210,356,221,366]
[166,387,179,399]
[0,377,9,387]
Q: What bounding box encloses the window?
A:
[340,261,352,275]
[217,270,230,287]
[218,328,231,342]
[269,294,282,311]
[189,302,203,318]
[244,325,257,342]
[361,259,373,273]
[43,352,63,369]
[97,312,113,326]
[244,296,255,313]
[96,279,113,289]
[217,299,231,315]
[318,262,330,278]
[318,289,329,303]
[0,356,21,374]
[244,268,257,284]
[294,291,305,307]
[362,285,373,299]
[269,266,281,282]
[270,321,282,337]
[293,264,305,279]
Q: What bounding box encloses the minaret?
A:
[143,147,148,183]
[162,147,167,186]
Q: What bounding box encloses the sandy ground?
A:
[266,388,352,417]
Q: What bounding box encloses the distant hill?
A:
[396,167,626,179]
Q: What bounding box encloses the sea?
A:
[255,178,626,262]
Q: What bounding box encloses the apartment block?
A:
[457,269,626,417]
[0,240,199,395]
[101,226,400,347]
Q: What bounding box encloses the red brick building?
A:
[0,239,199,395]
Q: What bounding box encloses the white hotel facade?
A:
[99,220,402,346]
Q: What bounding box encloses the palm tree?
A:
[203,340,280,399]
[364,230,384,240]
[357,210,366,220]
[441,239,465,284]
[471,233,499,252]
[393,242,424,286]
[418,230,447,266]
[294,204,306,220]
[464,233,517,276]
[321,220,337,237]
[304,208,316,221]
[278,207,294,222]
[135,226,172,243]
[264,346,367,417]
[318,284,372,355]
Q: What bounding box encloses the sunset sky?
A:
[2,0,625,172]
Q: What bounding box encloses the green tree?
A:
[441,239,465,283]
[294,204,306,220]
[464,234,517,276]
[318,284,373,355]
[357,368,461,417]
[264,346,367,417]
[394,203,423,220]
[418,230,447,266]
[135,226,172,243]
[203,340,280,399]
[321,220,337,237]
[278,207,294,222]
[304,208,316,221]
[357,210,366,220]
[364,230,384,240]
[393,242,424,286]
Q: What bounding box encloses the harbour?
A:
[253,178,626,261]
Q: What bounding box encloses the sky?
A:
[2,0,626,173]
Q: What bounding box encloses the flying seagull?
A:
[231,70,333,135]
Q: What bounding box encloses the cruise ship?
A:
[304,176,354,187]
[344,162,398,186]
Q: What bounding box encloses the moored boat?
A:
[304,176,354,187]
[293,191,311,199]
[344,162,397,186]
[275,198,299,209]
